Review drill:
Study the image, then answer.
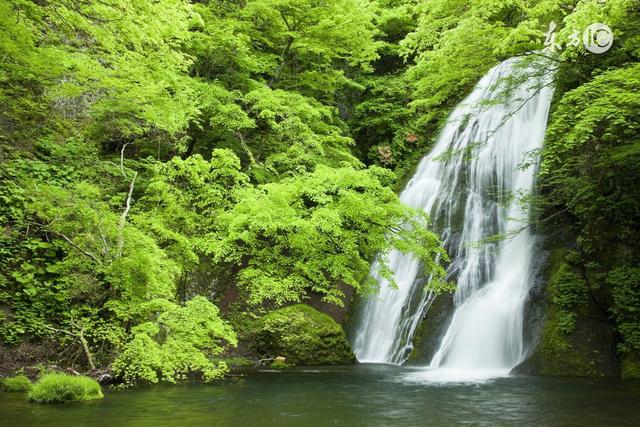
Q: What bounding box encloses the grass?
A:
[1,374,32,392]
[28,373,103,404]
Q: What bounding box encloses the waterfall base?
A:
[401,367,511,384]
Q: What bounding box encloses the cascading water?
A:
[353,57,554,379]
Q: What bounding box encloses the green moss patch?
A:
[1,374,32,392]
[622,355,640,379]
[270,359,290,370]
[525,250,618,377]
[28,373,103,404]
[254,304,355,365]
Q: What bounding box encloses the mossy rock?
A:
[514,250,618,377]
[1,374,32,392]
[28,373,103,404]
[213,357,254,370]
[270,359,290,370]
[514,304,617,376]
[406,293,454,364]
[253,304,356,365]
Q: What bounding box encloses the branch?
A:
[120,141,134,178]
[235,132,257,166]
[117,171,137,257]
[43,323,96,371]
[435,76,556,163]
[70,321,96,371]
[255,357,275,368]
[57,232,102,265]
[27,221,103,265]
[471,207,571,247]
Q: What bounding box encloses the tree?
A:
[207,165,447,306]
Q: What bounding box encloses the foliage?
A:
[240,87,360,179]
[548,257,588,335]
[253,305,355,365]
[112,297,237,387]
[209,165,447,306]
[1,374,32,392]
[239,0,380,99]
[537,0,640,368]
[3,0,637,383]
[135,149,248,272]
[541,63,640,263]
[608,267,640,354]
[28,373,103,404]
[401,0,556,134]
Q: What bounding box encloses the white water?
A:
[353,57,554,379]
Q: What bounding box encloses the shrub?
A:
[28,373,103,404]
[1,374,32,392]
[254,304,355,365]
[608,267,640,355]
[112,297,237,387]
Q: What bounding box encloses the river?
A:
[2,365,639,426]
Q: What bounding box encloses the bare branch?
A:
[43,323,96,371]
[236,132,257,166]
[120,141,134,178]
[57,232,102,265]
[117,171,137,257]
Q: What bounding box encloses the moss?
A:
[406,293,453,364]
[608,267,640,357]
[523,249,618,377]
[621,355,640,379]
[253,304,355,365]
[1,374,32,392]
[28,373,103,404]
[270,359,290,370]
[213,357,254,369]
[534,304,602,376]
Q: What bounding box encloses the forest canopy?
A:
[1,0,639,383]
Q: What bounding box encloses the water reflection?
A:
[1,365,639,426]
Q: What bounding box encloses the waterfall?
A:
[353,57,554,379]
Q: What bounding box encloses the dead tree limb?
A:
[120,141,134,178]
[43,324,96,371]
[236,132,256,166]
[117,171,137,258]
[57,232,102,265]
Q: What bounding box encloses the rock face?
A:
[513,249,619,377]
[253,304,356,365]
[307,282,355,324]
[513,302,619,377]
[406,293,454,364]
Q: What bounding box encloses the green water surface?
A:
[2,365,639,426]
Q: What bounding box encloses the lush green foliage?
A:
[28,373,103,404]
[537,0,640,372]
[210,165,447,306]
[1,0,638,381]
[253,305,355,365]
[608,268,640,355]
[0,0,449,382]
[1,374,32,392]
[112,297,236,387]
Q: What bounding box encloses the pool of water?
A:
[2,365,639,426]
